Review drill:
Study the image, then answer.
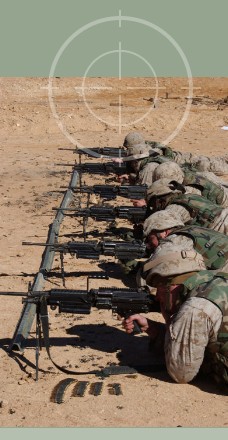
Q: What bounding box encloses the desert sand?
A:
[0,77,227,427]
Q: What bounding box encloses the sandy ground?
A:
[0,77,228,427]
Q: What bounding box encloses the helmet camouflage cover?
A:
[146,178,183,201]
[143,211,185,236]
[123,132,145,148]
[124,143,151,161]
[153,161,184,183]
[143,245,206,286]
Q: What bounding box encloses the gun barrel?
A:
[22,241,53,246]
[58,148,77,151]
[0,288,161,318]
[72,184,147,200]
[51,205,146,222]
[55,163,77,167]
[77,147,127,158]
[0,292,29,296]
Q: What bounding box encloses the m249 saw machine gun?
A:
[53,205,147,224]
[0,287,160,379]
[22,239,146,285]
[59,147,128,158]
[73,184,147,201]
[55,161,127,175]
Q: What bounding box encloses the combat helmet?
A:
[153,162,184,183]
[146,178,184,201]
[143,211,185,237]
[124,143,151,161]
[143,245,206,287]
[123,132,145,148]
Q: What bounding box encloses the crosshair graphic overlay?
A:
[48,12,193,148]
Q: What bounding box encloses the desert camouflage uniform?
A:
[154,193,228,235]
[165,296,223,384]
[136,156,170,186]
[153,162,228,207]
[146,140,228,175]
[194,155,228,176]
[144,250,228,386]
[145,141,196,165]
[154,232,228,273]
[165,271,228,386]
[138,162,160,186]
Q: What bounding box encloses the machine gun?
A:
[1,287,160,379]
[53,205,147,224]
[22,239,146,260]
[22,239,146,286]
[77,147,127,158]
[73,184,147,200]
[55,161,126,175]
[58,147,127,158]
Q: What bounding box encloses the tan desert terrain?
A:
[0,77,227,427]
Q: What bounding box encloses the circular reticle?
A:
[48,15,193,148]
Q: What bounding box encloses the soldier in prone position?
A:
[145,178,228,235]
[122,131,228,175]
[152,161,228,207]
[122,247,228,389]
[142,210,228,273]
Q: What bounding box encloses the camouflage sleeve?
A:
[208,158,228,175]
[197,171,228,185]
[184,186,202,195]
[221,190,228,208]
[172,151,199,166]
[138,162,159,186]
[165,297,222,383]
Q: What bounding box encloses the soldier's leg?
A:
[164,297,222,383]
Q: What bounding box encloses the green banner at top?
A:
[0,0,227,77]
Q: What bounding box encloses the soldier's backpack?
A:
[172,193,223,228]
[183,170,225,205]
[174,225,228,270]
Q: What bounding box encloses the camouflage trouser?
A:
[164,297,222,384]
[193,156,228,176]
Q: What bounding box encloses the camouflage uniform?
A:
[124,145,171,186]
[124,132,228,174]
[194,155,228,176]
[138,162,160,186]
[143,210,228,273]
[146,139,228,175]
[153,162,228,207]
[143,249,228,387]
[146,178,228,234]
[165,296,223,384]
[146,142,200,166]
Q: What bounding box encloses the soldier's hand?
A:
[121,314,149,334]
[112,158,123,164]
[117,174,129,183]
[130,199,147,207]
